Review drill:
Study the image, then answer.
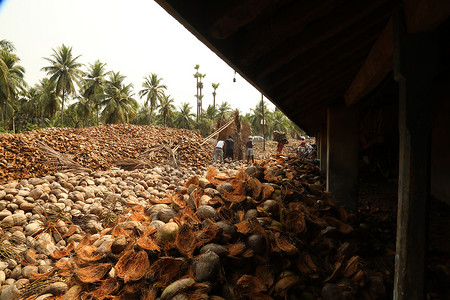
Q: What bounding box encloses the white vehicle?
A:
[251,136,265,142]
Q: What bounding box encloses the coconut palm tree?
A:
[216,101,232,121]
[174,102,195,129]
[250,99,270,137]
[158,94,175,127]
[211,82,219,123]
[0,43,26,128]
[41,44,84,127]
[38,78,59,119]
[83,60,109,126]
[138,73,167,125]
[100,72,138,124]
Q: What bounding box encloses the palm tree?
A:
[193,65,206,121]
[138,73,167,125]
[250,99,271,136]
[0,43,26,128]
[205,104,216,120]
[100,71,138,124]
[158,94,175,127]
[83,60,109,126]
[37,78,59,121]
[41,44,84,127]
[211,82,219,123]
[216,101,232,121]
[174,102,195,129]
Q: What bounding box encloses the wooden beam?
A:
[210,0,275,39]
[239,0,390,67]
[403,0,450,33]
[345,19,394,106]
[256,3,393,81]
[238,0,343,65]
[272,47,368,101]
[267,21,385,91]
[345,0,449,106]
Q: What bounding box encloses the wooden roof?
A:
[155,0,450,133]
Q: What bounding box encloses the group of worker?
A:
[213,135,291,165]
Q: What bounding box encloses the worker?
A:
[276,138,288,153]
[214,140,225,163]
[224,135,234,161]
[246,137,254,164]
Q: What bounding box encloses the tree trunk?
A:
[61,89,65,127]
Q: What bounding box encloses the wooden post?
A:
[392,9,437,300]
[326,105,359,211]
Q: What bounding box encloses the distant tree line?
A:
[0,40,304,138]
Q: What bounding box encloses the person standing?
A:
[214,140,225,163]
[246,137,254,164]
[276,138,288,153]
[224,135,234,161]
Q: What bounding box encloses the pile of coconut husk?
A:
[0,124,213,183]
[43,155,394,300]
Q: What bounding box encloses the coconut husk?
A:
[195,221,221,247]
[274,233,298,255]
[137,227,160,252]
[115,249,150,283]
[175,224,197,258]
[148,257,185,287]
[234,274,266,297]
[87,278,121,300]
[75,263,112,283]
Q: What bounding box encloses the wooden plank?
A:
[345,19,393,106]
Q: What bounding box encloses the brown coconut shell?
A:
[283,210,306,234]
[195,220,221,247]
[75,263,112,283]
[115,249,150,283]
[137,227,160,252]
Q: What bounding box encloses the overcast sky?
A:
[0,0,274,114]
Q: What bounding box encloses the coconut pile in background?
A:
[0,124,213,184]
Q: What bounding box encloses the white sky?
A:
[0,0,274,114]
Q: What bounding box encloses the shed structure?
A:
[155,1,450,299]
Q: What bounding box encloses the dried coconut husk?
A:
[246,177,262,200]
[195,220,221,248]
[137,227,160,252]
[214,206,233,221]
[274,233,299,255]
[175,224,197,258]
[323,216,353,234]
[51,249,69,260]
[260,184,275,202]
[295,252,319,278]
[236,220,252,235]
[184,175,199,188]
[75,263,112,283]
[342,256,360,277]
[86,278,121,300]
[305,213,328,229]
[74,237,104,264]
[255,265,274,288]
[148,257,186,287]
[115,249,150,283]
[227,242,246,256]
[171,193,186,209]
[282,210,307,234]
[112,226,130,238]
[178,207,202,226]
[234,275,266,297]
